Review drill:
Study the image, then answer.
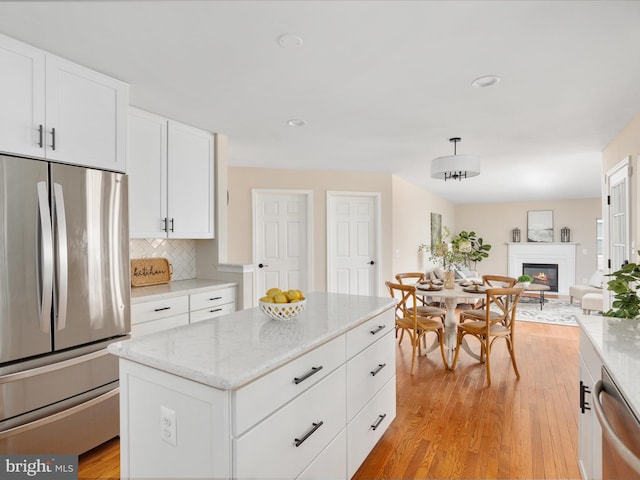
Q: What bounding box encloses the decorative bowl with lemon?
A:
[259,288,307,321]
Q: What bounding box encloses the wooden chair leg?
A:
[485,340,492,386]
[410,337,417,375]
[507,338,520,379]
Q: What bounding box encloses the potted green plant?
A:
[604,255,640,318]
[517,274,533,287]
[451,230,492,271]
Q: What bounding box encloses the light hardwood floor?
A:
[78,319,580,479]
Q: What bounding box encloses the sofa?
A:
[569,270,603,305]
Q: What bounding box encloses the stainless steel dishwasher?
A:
[594,366,640,479]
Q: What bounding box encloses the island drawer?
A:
[347,375,396,478]
[346,329,395,421]
[233,365,347,479]
[190,287,235,311]
[232,334,346,436]
[345,308,394,359]
[131,296,189,325]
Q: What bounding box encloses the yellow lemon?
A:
[274,293,289,304]
[260,296,274,303]
[266,287,281,298]
[286,290,301,302]
[297,290,305,300]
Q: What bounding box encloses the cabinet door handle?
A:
[170,218,175,232]
[293,366,323,385]
[163,217,168,232]
[370,325,386,335]
[579,380,591,413]
[370,363,386,376]
[371,413,387,431]
[294,421,323,447]
[209,297,222,301]
[154,306,171,312]
[38,124,44,148]
[209,308,222,313]
[51,127,56,150]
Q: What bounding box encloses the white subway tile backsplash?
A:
[130,239,196,281]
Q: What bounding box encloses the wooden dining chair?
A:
[386,281,448,374]
[451,286,523,386]
[459,275,517,324]
[395,272,446,320]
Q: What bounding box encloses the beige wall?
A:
[227,167,393,295]
[226,166,602,296]
[603,110,640,265]
[455,198,602,285]
[391,175,456,274]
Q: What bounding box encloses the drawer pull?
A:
[370,325,386,335]
[370,363,386,376]
[371,413,387,431]
[293,366,323,385]
[209,296,223,301]
[294,421,324,447]
[209,308,223,313]
[154,306,171,312]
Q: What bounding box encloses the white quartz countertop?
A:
[130,279,237,304]
[109,292,396,390]
[577,314,640,418]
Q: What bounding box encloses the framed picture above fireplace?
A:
[527,210,553,242]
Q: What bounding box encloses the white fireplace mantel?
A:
[507,242,576,295]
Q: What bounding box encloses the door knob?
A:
[258,263,269,268]
[368,260,375,265]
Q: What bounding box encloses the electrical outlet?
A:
[160,406,177,446]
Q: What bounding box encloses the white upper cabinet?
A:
[127,108,168,238]
[0,33,128,172]
[128,107,215,239]
[0,35,46,159]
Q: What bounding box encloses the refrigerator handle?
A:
[53,183,68,331]
[36,182,53,332]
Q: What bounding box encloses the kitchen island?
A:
[576,314,640,479]
[108,292,397,479]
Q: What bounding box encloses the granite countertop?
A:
[577,314,640,418]
[109,292,396,390]
[130,278,237,303]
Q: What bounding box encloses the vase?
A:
[443,270,455,289]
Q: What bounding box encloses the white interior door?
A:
[604,157,631,310]
[327,192,380,296]
[253,190,312,300]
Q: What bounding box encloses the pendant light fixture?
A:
[431,137,480,181]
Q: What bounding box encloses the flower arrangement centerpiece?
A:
[604,252,640,319]
[419,227,491,271]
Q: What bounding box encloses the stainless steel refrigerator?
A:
[0,153,130,454]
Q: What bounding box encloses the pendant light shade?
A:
[431,137,480,181]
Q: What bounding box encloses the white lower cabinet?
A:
[131,296,189,337]
[131,285,237,336]
[233,366,347,479]
[297,429,347,480]
[347,376,396,478]
[189,287,236,324]
[578,331,602,480]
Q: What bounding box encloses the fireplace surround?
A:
[507,242,576,295]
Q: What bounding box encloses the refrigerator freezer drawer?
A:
[0,387,119,454]
[0,348,118,424]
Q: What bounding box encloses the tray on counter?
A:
[131,257,172,287]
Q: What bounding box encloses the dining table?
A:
[415,283,487,367]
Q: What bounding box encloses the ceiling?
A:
[1,1,639,204]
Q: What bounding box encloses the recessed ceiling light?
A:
[287,119,306,127]
[472,75,501,88]
[278,34,303,49]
